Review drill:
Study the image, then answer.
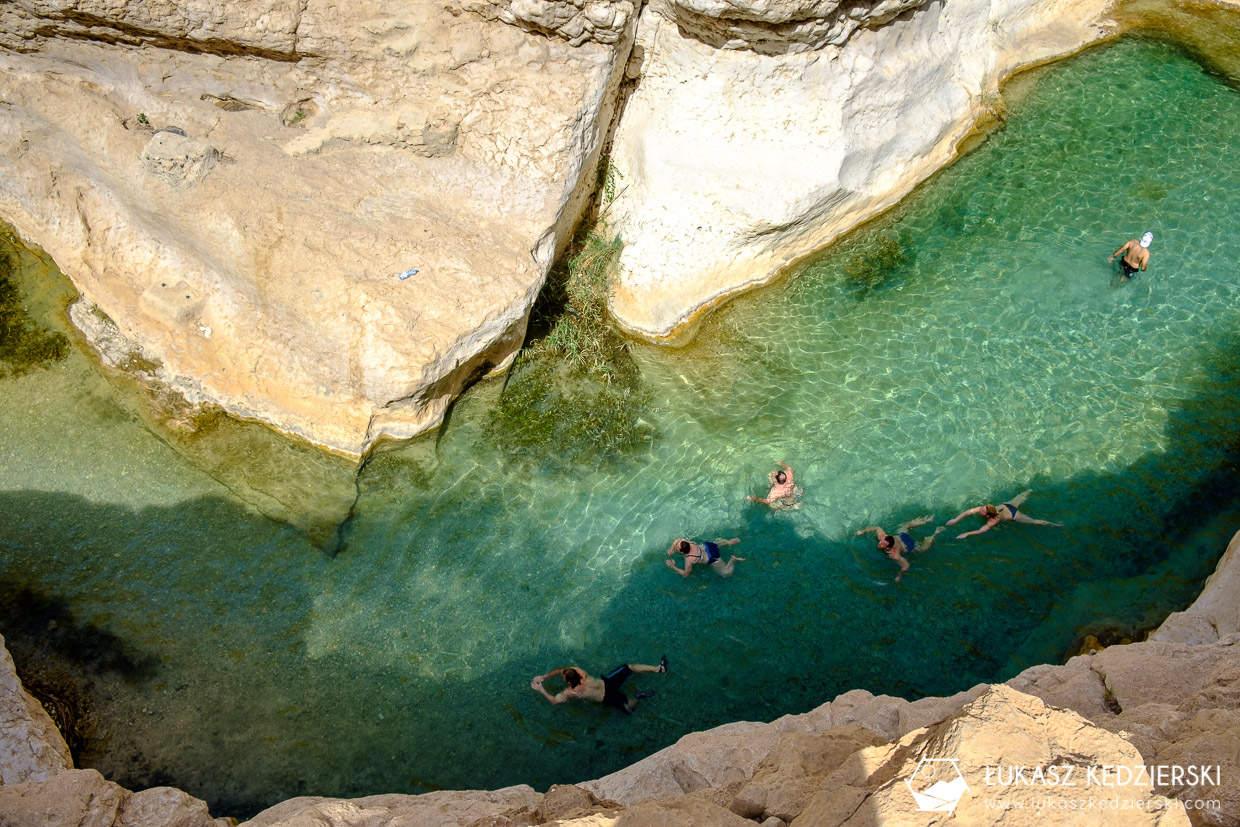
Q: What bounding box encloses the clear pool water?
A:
[3,35,1240,818]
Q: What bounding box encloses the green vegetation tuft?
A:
[0,249,70,378]
[844,235,910,290]
[489,359,654,472]
[489,186,655,471]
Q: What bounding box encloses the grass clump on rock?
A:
[0,247,70,378]
[489,221,654,472]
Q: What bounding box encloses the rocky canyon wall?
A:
[0,0,1127,454]
[0,0,636,456]
[605,0,1115,338]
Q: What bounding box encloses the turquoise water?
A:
[3,36,1240,818]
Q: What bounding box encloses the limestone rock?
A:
[1006,654,1112,720]
[241,786,543,826]
[537,785,619,821]
[836,685,1189,826]
[582,685,984,805]
[552,796,754,826]
[605,0,1114,340]
[728,725,887,822]
[652,0,927,54]
[462,0,635,45]
[119,786,233,827]
[140,131,221,188]
[0,768,127,827]
[0,0,635,456]
[0,632,72,785]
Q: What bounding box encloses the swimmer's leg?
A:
[1013,514,1061,527]
[915,526,947,553]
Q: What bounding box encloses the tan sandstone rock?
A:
[0,768,229,827]
[830,684,1189,826]
[240,786,543,826]
[0,0,634,456]
[0,632,72,785]
[606,0,1114,339]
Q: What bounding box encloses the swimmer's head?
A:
[879,535,895,550]
[1140,232,1153,248]
[676,540,691,554]
[983,504,1000,518]
[775,471,787,484]
[563,668,582,687]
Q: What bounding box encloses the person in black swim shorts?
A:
[947,489,1062,539]
[856,515,944,583]
[1108,231,1153,283]
[666,537,744,577]
[530,656,668,713]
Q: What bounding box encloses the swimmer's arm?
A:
[1108,241,1131,262]
[748,494,772,504]
[946,508,981,526]
[855,526,881,536]
[957,519,998,539]
[530,677,568,705]
[666,558,691,576]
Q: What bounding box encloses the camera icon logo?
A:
[904,757,969,812]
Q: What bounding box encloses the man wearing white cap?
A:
[1108,231,1154,283]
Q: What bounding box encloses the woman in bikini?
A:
[666,537,745,577]
[947,489,1062,539]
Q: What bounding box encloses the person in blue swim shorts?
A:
[856,515,944,583]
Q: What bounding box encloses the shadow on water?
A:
[577,321,1240,740]
[0,319,1236,820]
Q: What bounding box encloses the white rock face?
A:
[606,0,1114,338]
[0,0,633,455]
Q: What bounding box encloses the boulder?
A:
[831,685,1189,826]
[0,0,635,456]
[241,786,543,826]
[0,631,72,785]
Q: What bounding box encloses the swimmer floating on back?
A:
[947,489,1062,539]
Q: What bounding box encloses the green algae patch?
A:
[491,223,656,471]
[0,246,69,378]
[488,357,654,472]
[844,234,912,292]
